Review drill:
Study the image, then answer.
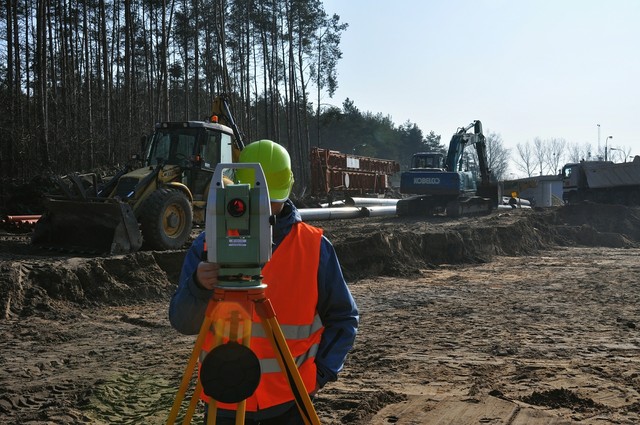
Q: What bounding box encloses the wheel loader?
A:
[32,95,245,255]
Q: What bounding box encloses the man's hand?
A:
[195,262,220,290]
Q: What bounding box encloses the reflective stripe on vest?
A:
[198,313,323,363]
[199,222,324,411]
[259,342,319,374]
[251,313,323,339]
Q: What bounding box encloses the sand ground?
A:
[1,204,640,424]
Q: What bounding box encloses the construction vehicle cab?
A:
[409,152,445,171]
[144,121,235,202]
[32,96,244,255]
[562,158,640,205]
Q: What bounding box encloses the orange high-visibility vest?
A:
[200,222,324,411]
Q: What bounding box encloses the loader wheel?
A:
[140,188,193,250]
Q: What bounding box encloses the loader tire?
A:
[140,188,193,251]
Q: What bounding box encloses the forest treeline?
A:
[0,0,438,193]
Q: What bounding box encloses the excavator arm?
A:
[471,121,492,186]
[445,120,486,174]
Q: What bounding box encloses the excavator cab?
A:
[410,153,445,170]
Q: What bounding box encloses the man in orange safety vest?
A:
[169,139,359,424]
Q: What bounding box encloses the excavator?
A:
[396,120,498,217]
[32,95,245,255]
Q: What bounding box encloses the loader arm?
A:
[211,94,245,152]
[122,163,163,201]
[98,165,132,197]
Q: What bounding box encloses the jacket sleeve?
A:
[315,235,359,388]
[168,232,214,335]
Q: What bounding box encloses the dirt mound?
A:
[0,251,184,320]
[1,203,640,319]
[317,204,640,281]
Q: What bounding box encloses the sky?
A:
[320,0,640,171]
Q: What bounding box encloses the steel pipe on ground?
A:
[320,197,400,208]
[299,207,367,221]
[344,197,400,207]
[361,206,398,217]
[299,205,398,221]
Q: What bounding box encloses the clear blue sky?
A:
[321,0,640,168]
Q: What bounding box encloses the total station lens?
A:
[227,198,246,217]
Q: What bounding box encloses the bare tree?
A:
[532,138,548,176]
[566,142,593,163]
[514,142,536,177]
[608,145,633,163]
[467,131,508,181]
[484,132,509,181]
[547,138,567,175]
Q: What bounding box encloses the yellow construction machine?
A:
[32,95,245,254]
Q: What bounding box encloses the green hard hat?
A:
[236,140,294,202]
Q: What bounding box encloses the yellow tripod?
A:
[167,284,321,425]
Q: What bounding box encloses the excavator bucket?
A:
[32,198,142,255]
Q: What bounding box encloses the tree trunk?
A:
[36,0,50,171]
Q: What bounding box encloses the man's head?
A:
[236,140,294,207]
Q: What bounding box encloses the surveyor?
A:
[169,139,359,424]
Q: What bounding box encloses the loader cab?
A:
[146,121,235,200]
[146,121,234,167]
[148,123,206,167]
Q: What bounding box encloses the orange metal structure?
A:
[310,147,400,197]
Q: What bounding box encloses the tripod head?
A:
[206,163,273,288]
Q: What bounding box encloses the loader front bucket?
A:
[31,198,143,255]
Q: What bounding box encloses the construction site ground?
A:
[2,203,640,424]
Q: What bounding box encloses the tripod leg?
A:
[183,380,204,424]
[207,306,252,425]
[233,309,253,425]
[168,301,217,424]
[260,316,321,425]
[206,399,217,425]
[204,317,227,425]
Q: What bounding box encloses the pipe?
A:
[6,215,42,222]
[299,204,399,221]
[299,207,367,221]
[497,204,531,210]
[345,197,399,207]
[362,206,398,217]
[320,197,400,208]
[501,197,531,206]
[319,200,348,208]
